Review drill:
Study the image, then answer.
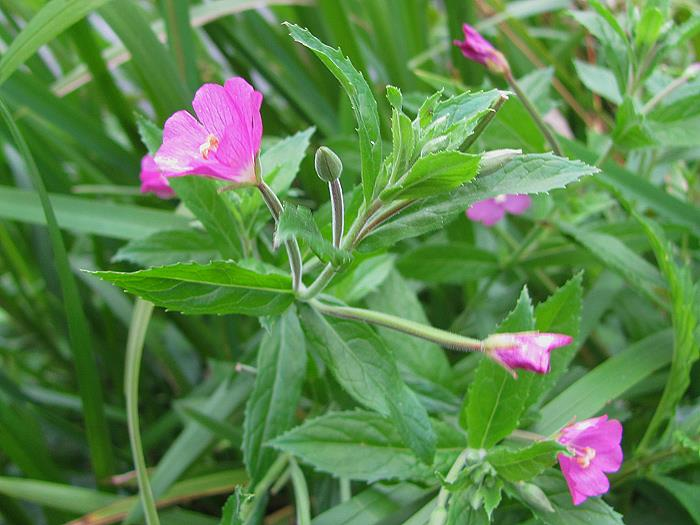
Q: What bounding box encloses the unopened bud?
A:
[421,135,450,156]
[479,149,521,176]
[513,481,554,513]
[315,146,343,182]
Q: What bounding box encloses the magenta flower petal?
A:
[467,198,506,226]
[502,194,532,215]
[556,415,623,506]
[154,77,263,184]
[139,155,174,199]
[453,23,510,74]
[485,332,573,374]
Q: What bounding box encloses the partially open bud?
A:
[453,24,511,76]
[482,331,573,375]
[315,146,343,182]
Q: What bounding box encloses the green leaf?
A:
[300,307,436,463]
[526,471,624,525]
[114,229,217,267]
[635,215,700,447]
[0,0,112,86]
[612,97,656,150]
[536,329,673,435]
[647,94,700,147]
[465,288,535,448]
[0,185,190,240]
[276,205,350,266]
[573,59,622,104]
[362,154,597,251]
[0,476,117,513]
[397,244,497,284]
[286,24,382,202]
[219,488,249,525]
[243,308,306,484]
[271,411,462,482]
[327,254,395,303]
[381,151,481,201]
[262,128,315,195]
[169,177,243,260]
[0,97,115,481]
[135,113,163,156]
[92,261,294,316]
[635,6,665,46]
[650,476,700,524]
[488,442,564,482]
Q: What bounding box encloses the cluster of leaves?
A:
[0,1,698,525]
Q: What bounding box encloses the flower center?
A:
[494,194,508,204]
[199,134,219,160]
[574,446,596,468]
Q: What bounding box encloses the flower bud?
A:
[421,135,450,156]
[453,24,511,76]
[513,482,554,513]
[479,148,521,176]
[315,146,343,182]
[482,331,573,375]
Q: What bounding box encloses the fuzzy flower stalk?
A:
[453,24,562,155]
[483,332,573,375]
[556,416,623,505]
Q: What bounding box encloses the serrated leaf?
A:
[243,308,306,484]
[464,288,535,448]
[381,151,481,201]
[169,177,243,260]
[647,94,700,147]
[286,24,381,202]
[135,113,163,156]
[113,229,217,267]
[445,491,489,525]
[219,488,249,525]
[262,127,315,195]
[527,471,624,525]
[276,205,350,266]
[488,442,564,482]
[91,261,294,316]
[270,411,462,482]
[362,154,597,251]
[300,307,436,463]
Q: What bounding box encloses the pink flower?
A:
[453,24,510,75]
[467,194,531,226]
[483,332,573,374]
[154,77,263,184]
[139,155,174,199]
[557,415,623,506]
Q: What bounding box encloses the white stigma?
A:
[199,134,219,160]
[494,194,508,204]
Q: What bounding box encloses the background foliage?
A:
[0,0,698,524]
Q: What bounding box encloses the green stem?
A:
[311,300,482,351]
[289,458,311,525]
[125,299,160,525]
[505,72,563,156]
[429,449,471,525]
[329,178,344,248]
[642,64,700,115]
[257,182,303,291]
[460,92,509,151]
[339,478,351,502]
[242,454,290,522]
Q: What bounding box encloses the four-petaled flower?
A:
[466,194,531,226]
[154,77,263,184]
[557,415,623,506]
[453,24,510,75]
[139,154,174,199]
[483,332,573,374]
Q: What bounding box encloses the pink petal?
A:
[139,155,173,199]
[154,110,208,176]
[558,415,609,445]
[192,83,241,143]
[558,455,610,505]
[467,199,505,226]
[502,194,532,215]
[224,77,263,155]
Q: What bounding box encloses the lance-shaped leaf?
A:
[243,308,306,484]
[276,205,350,266]
[381,151,481,201]
[362,154,597,251]
[113,229,217,267]
[286,24,382,202]
[300,307,436,463]
[271,411,462,482]
[488,441,565,482]
[91,261,294,316]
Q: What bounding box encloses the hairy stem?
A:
[310,300,483,351]
[329,179,344,248]
[460,92,509,151]
[429,449,471,525]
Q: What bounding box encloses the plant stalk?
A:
[505,71,563,156]
[429,449,471,525]
[329,179,344,248]
[310,300,482,351]
[460,92,509,151]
